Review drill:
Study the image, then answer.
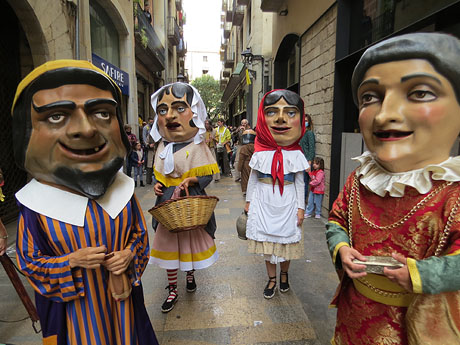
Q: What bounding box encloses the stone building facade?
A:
[299,5,337,214]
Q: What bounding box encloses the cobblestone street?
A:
[0,174,338,345]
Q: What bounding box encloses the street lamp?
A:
[177,73,185,83]
[241,47,263,65]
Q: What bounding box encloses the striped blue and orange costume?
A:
[16,190,156,345]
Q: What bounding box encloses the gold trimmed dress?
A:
[327,152,460,345]
[149,140,221,271]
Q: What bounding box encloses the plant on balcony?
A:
[140,28,149,48]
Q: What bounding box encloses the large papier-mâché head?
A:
[11,59,130,199]
[352,32,460,172]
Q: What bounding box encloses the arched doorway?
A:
[274,34,300,93]
[0,0,41,223]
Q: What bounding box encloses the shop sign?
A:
[92,53,130,96]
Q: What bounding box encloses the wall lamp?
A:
[241,47,263,65]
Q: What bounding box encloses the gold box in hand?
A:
[352,256,404,275]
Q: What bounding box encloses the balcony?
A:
[223,22,231,39]
[177,38,187,57]
[260,0,285,12]
[175,0,182,11]
[232,5,244,26]
[134,4,165,72]
[168,16,181,46]
[224,49,235,69]
[220,78,228,91]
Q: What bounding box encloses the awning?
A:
[221,62,246,103]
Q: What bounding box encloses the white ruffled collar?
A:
[15,172,134,226]
[354,151,460,197]
[249,150,309,174]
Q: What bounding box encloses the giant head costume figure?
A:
[11,60,130,199]
[254,89,306,194]
[150,82,206,144]
[351,32,460,173]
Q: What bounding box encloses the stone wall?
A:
[299,4,337,216]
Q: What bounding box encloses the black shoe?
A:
[263,276,277,299]
[280,271,290,293]
[186,271,197,292]
[140,181,145,187]
[161,285,178,313]
[134,181,137,187]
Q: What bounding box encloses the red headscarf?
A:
[254,89,306,195]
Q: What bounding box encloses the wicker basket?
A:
[149,187,219,233]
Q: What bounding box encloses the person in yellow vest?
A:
[215,117,232,177]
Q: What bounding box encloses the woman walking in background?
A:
[299,114,315,211]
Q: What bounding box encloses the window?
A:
[203,55,208,62]
[90,0,120,66]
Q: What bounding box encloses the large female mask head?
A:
[352,33,460,172]
[150,82,207,143]
[260,89,304,147]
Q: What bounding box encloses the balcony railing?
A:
[232,5,244,26]
[223,21,231,39]
[177,38,187,57]
[224,49,235,69]
[135,3,165,71]
[167,16,181,46]
[260,0,285,12]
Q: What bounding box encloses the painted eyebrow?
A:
[358,78,379,90]
[84,98,117,110]
[400,73,442,85]
[32,100,76,113]
[171,101,188,107]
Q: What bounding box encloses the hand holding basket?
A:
[149,185,219,233]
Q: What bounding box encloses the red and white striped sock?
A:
[166,269,178,302]
[186,269,195,283]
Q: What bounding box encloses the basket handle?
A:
[172,185,190,199]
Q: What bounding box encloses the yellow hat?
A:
[11,59,121,114]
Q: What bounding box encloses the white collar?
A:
[15,172,134,226]
[354,151,460,197]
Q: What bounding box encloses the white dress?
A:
[246,150,309,262]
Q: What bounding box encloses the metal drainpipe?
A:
[163,0,169,82]
[75,0,80,59]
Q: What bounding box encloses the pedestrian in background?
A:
[143,117,156,184]
[125,124,138,177]
[233,119,250,182]
[305,157,324,218]
[205,119,220,182]
[215,118,232,177]
[237,128,256,196]
[299,114,315,210]
[130,142,145,187]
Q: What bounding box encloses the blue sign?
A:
[92,53,130,96]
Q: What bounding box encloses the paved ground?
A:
[0,174,338,345]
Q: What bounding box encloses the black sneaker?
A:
[280,271,290,293]
[161,285,178,313]
[186,272,197,292]
[263,277,277,299]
